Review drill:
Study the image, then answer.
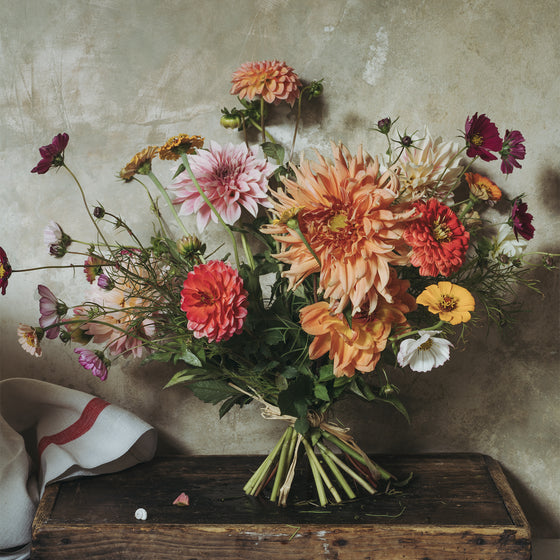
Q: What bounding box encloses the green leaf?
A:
[318,363,334,382]
[189,380,240,405]
[382,394,411,423]
[313,383,330,402]
[177,348,203,367]
[164,369,199,388]
[294,417,310,435]
[261,142,285,164]
[219,394,252,418]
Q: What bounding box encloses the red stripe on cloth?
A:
[38,397,110,457]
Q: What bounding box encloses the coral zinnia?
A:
[167,141,275,232]
[403,198,469,277]
[416,282,475,325]
[464,113,502,162]
[180,260,248,343]
[500,130,526,175]
[0,247,12,296]
[159,134,204,161]
[300,274,415,378]
[119,146,159,182]
[262,144,417,315]
[465,172,502,202]
[31,133,69,174]
[230,60,302,106]
[397,131,464,203]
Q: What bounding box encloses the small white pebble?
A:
[134,508,148,521]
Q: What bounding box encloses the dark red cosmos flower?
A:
[510,198,534,241]
[500,130,526,174]
[31,133,69,174]
[464,113,502,162]
[0,246,12,295]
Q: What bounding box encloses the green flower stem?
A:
[247,118,278,144]
[133,177,170,236]
[301,438,328,507]
[13,263,104,273]
[288,220,321,266]
[146,171,191,238]
[458,198,476,221]
[289,93,304,162]
[317,442,356,500]
[180,153,241,269]
[240,233,256,271]
[63,164,111,248]
[243,428,288,495]
[389,320,445,342]
[317,442,376,495]
[260,97,266,145]
[270,426,294,502]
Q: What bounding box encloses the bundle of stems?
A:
[243,424,394,507]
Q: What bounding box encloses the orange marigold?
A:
[261,144,417,315]
[416,282,475,325]
[300,273,415,378]
[119,146,159,182]
[464,172,502,202]
[230,60,302,106]
[159,134,204,161]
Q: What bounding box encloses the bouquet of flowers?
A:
[1,60,555,507]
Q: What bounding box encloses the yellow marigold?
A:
[159,134,204,161]
[416,281,475,325]
[230,60,302,106]
[119,146,159,182]
[300,274,415,378]
[465,172,502,201]
[261,144,417,315]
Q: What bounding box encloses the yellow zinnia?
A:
[416,282,475,325]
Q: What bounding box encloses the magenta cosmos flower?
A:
[180,260,248,343]
[500,130,526,174]
[38,284,68,339]
[31,133,69,174]
[0,247,12,295]
[167,141,275,231]
[74,348,109,381]
[510,198,534,241]
[464,113,502,162]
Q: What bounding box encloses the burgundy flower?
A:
[0,247,12,295]
[510,198,534,241]
[38,284,67,339]
[74,348,109,381]
[500,130,526,174]
[464,113,502,162]
[31,133,69,174]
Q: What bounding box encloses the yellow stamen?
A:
[438,295,457,311]
[418,339,433,351]
[328,213,347,231]
[431,218,452,242]
[471,133,484,146]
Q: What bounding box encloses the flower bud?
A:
[93,206,105,219]
[401,135,413,147]
[307,81,324,99]
[220,114,242,129]
[97,274,113,290]
[377,118,392,134]
[177,235,206,258]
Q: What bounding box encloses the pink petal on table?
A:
[173,492,190,506]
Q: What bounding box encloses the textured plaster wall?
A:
[0,0,558,539]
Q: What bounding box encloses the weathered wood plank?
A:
[31,454,531,560]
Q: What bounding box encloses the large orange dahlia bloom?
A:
[230,60,302,106]
[262,144,417,315]
[403,198,469,277]
[300,273,415,378]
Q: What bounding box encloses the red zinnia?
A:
[404,199,470,277]
[464,113,502,162]
[31,133,69,174]
[500,130,526,174]
[0,247,12,295]
[180,260,248,343]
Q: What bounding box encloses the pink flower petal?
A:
[173,492,190,506]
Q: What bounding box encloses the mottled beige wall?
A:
[0,0,558,539]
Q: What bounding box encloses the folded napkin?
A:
[0,378,157,560]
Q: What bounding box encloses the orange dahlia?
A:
[464,172,502,202]
[300,273,415,378]
[403,198,469,277]
[416,282,475,325]
[262,144,417,315]
[230,60,302,106]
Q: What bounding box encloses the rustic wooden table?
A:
[32,453,531,559]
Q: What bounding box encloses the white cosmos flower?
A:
[489,223,528,264]
[397,330,453,372]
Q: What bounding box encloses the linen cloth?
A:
[0,378,157,560]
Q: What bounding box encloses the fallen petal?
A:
[173,492,190,506]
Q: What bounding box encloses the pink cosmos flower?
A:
[0,247,12,296]
[180,260,248,343]
[500,130,526,174]
[31,133,69,174]
[74,348,109,381]
[44,221,72,257]
[510,198,534,241]
[464,113,502,162]
[167,141,275,231]
[38,284,67,339]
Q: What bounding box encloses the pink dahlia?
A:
[180,260,248,343]
[230,60,302,106]
[167,141,275,231]
[464,113,502,162]
[500,130,526,174]
[404,199,470,277]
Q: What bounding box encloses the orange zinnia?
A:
[300,274,415,378]
[416,282,475,325]
[262,144,417,315]
[464,172,502,202]
[230,60,302,106]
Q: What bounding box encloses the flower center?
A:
[471,133,484,146]
[24,332,36,345]
[198,291,216,306]
[0,264,5,278]
[431,217,452,242]
[438,295,457,311]
[418,339,433,351]
[328,213,347,231]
